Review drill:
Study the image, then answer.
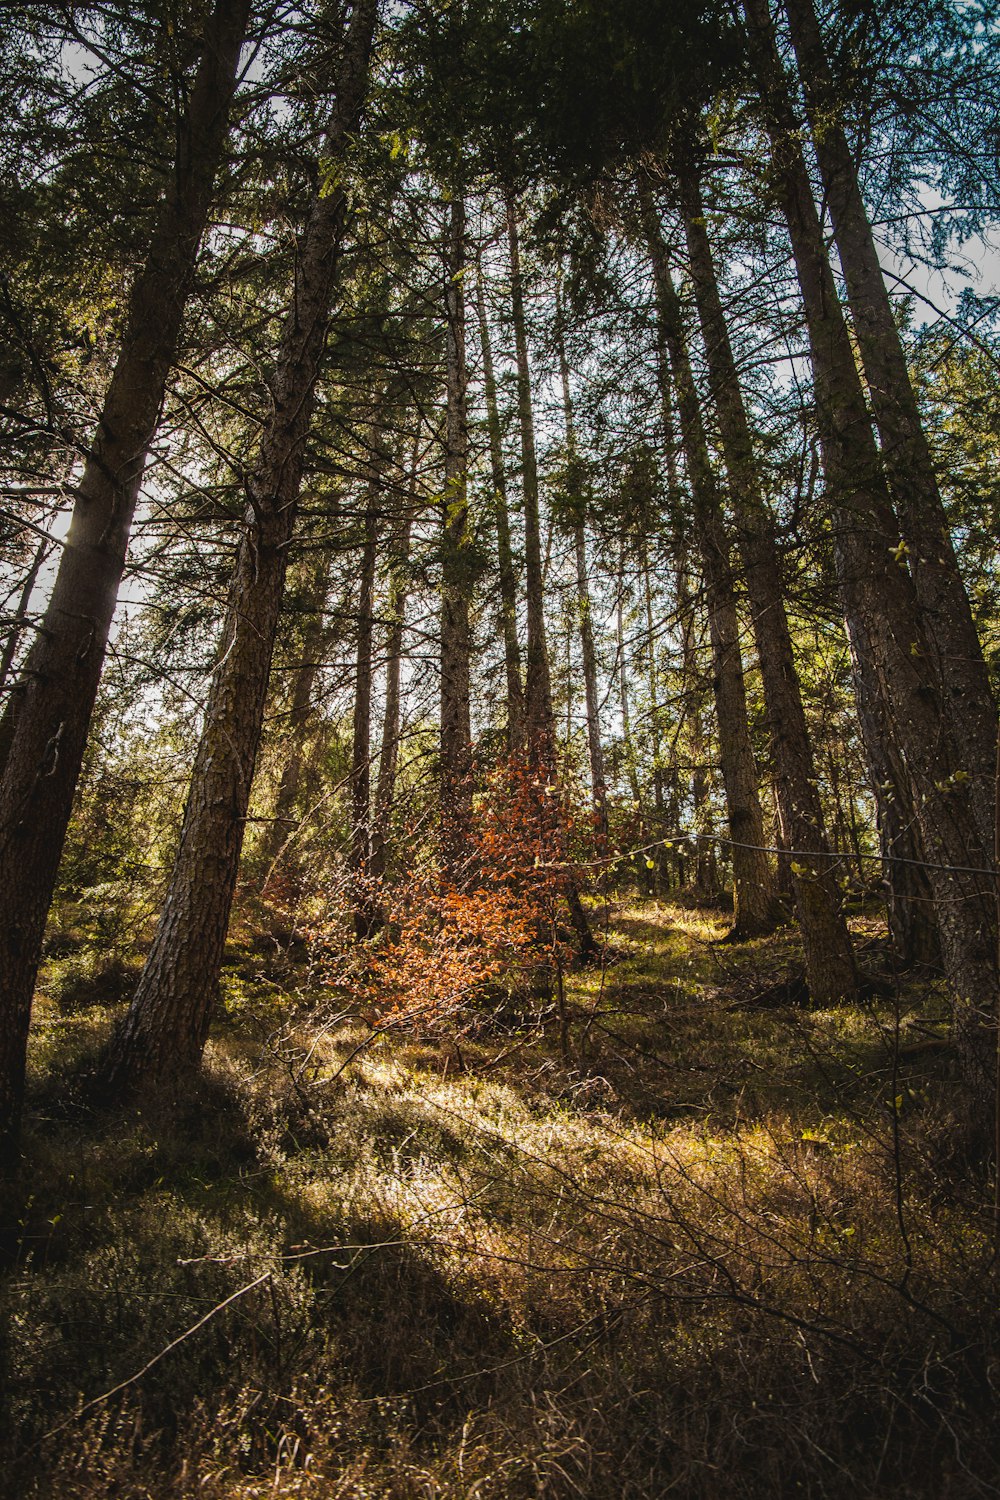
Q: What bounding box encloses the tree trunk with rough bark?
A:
[506,193,594,954]
[0,530,51,716]
[849,608,939,967]
[746,0,996,1094]
[351,497,379,937]
[506,192,553,760]
[257,557,332,886]
[474,259,524,749]
[101,0,378,1098]
[0,0,252,1161]
[783,0,997,852]
[370,460,415,884]
[667,165,860,975]
[557,327,608,846]
[440,196,474,883]
[641,188,790,948]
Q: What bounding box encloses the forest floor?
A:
[2,895,999,1498]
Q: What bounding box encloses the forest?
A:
[1,0,1000,1493]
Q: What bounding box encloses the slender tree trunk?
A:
[506,192,594,953]
[440,196,474,882]
[783,0,997,851]
[641,190,789,947]
[101,0,378,1096]
[556,328,608,845]
[0,0,252,1160]
[665,166,856,970]
[0,529,53,771]
[746,0,996,1091]
[371,459,415,884]
[640,533,674,894]
[258,556,331,884]
[849,608,939,967]
[676,570,711,895]
[506,192,553,759]
[474,259,524,748]
[0,531,51,708]
[616,560,641,806]
[351,497,379,937]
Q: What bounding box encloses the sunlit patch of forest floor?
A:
[3,896,999,1498]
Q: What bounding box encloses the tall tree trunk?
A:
[0,0,252,1162]
[665,166,857,970]
[640,531,672,892]
[0,530,51,709]
[556,326,608,845]
[474,259,524,748]
[0,529,53,770]
[351,496,379,937]
[676,569,712,895]
[506,192,594,954]
[506,192,553,759]
[783,0,997,851]
[745,0,996,1092]
[440,196,474,882]
[258,556,332,886]
[849,608,939,967]
[641,190,789,948]
[101,0,378,1096]
[616,557,641,807]
[370,456,415,884]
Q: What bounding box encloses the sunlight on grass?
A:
[5,897,998,1498]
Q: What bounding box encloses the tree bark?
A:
[101,0,378,1096]
[849,607,939,967]
[370,452,415,884]
[783,0,997,852]
[668,163,859,975]
[641,188,791,948]
[0,530,51,712]
[556,327,608,846]
[257,556,332,886]
[506,192,553,760]
[506,193,593,954]
[440,195,474,882]
[745,0,996,1091]
[474,258,524,749]
[351,495,379,937]
[0,0,252,1161]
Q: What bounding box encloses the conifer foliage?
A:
[0,0,998,1167]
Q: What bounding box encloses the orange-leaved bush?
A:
[322,755,589,1030]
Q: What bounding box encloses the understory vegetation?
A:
[3,0,1000,1491]
[3,896,998,1498]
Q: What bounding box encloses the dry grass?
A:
[1,899,998,1497]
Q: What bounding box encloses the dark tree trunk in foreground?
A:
[783,0,997,853]
[102,0,378,1096]
[641,188,788,948]
[440,196,474,882]
[667,165,860,984]
[0,0,251,1163]
[475,260,524,749]
[746,0,996,1094]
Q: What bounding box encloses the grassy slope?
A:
[1,899,998,1498]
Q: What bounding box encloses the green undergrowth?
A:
[2,899,998,1498]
